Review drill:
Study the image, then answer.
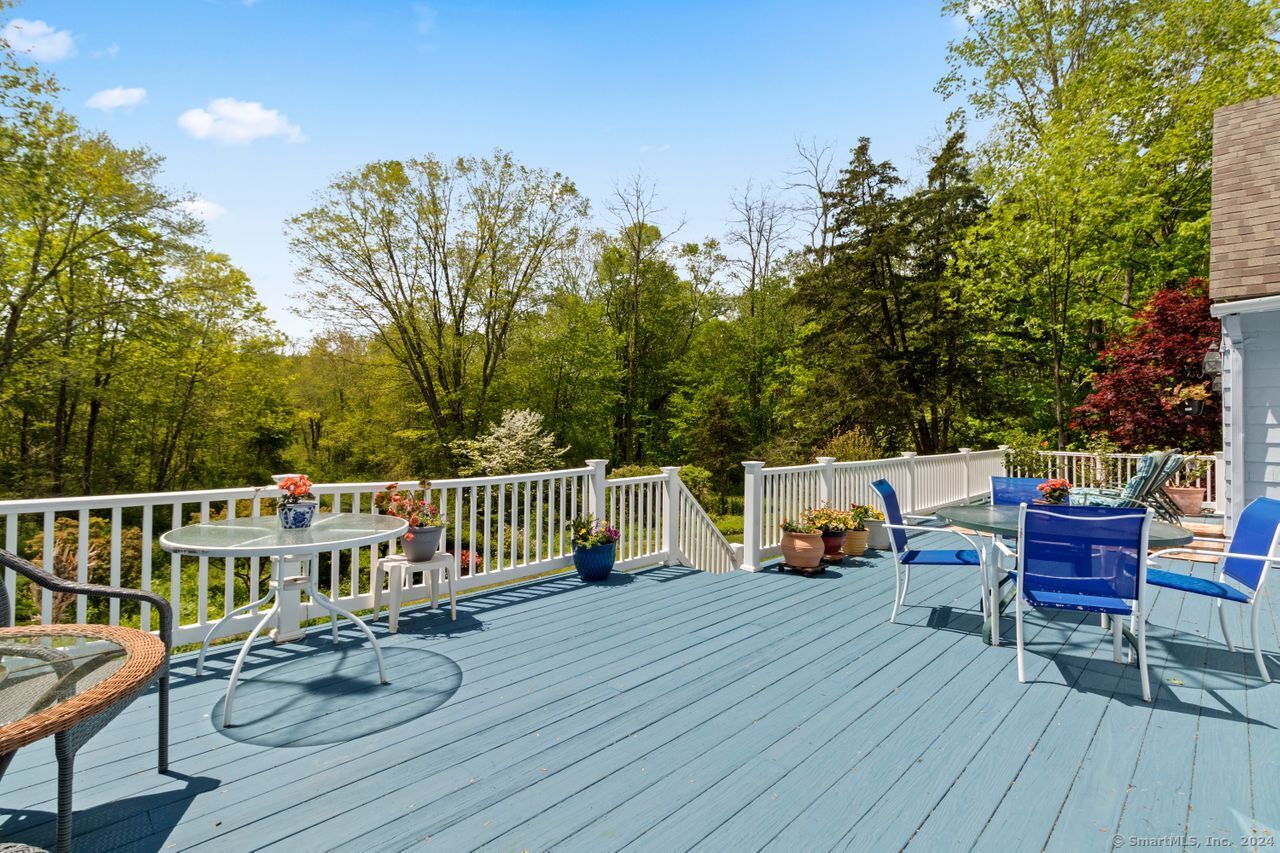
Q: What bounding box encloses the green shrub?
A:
[608,464,661,479]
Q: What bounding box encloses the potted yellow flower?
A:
[804,506,855,562]
[859,505,889,550]
[842,503,880,557]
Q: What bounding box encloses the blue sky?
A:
[9,0,966,337]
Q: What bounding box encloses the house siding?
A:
[1241,311,1280,506]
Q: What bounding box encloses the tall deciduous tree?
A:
[943,0,1280,445]
[288,152,588,465]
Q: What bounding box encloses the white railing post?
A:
[816,456,836,505]
[958,448,973,500]
[1214,450,1226,516]
[660,466,681,565]
[997,445,1010,476]
[585,459,608,519]
[900,452,918,512]
[741,461,765,572]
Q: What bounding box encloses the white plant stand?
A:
[372,552,456,632]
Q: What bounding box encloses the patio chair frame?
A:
[1010,505,1155,702]
[1146,503,1280,683]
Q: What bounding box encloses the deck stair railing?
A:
[0,461,732,646]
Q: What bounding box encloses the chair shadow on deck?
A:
[1012,614,1278,725]
[211,646,462,747]
[0,772,220,853]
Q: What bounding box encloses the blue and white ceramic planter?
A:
[278,500,318,530]
[572,542,616,582]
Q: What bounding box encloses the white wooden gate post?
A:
[958,448,973,501]
[585,459,608,519]
[816,456,836,506]
[661,466,682,565]
[741,461,765,572]
[900,452,918,513]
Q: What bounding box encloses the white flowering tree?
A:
[452,410,568,477]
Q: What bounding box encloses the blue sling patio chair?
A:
[870,479,987,624]
[1003,504,1155,701]
[1145,496,1280,683]
[991,476,1051,506]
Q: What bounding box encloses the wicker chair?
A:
[0,549,171,852]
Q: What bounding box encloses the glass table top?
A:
[935,503,1194,549]
[160,512,408,558]
[0,634,126,726]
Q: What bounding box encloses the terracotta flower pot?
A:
[842,528,870,557]
[1163,485,1206,517]
[780,531,825,568]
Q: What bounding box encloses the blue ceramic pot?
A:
[572,542,616,582]
[278,501,317,529]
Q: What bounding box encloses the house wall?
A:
[1212,95,1280,303]
[1217,306,1280,532]
[1239,312,1280,503]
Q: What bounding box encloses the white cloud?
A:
[177,97,304,144]
[178,198,227,222]
[2,18,75,61]
[92,43,120,60]
[86,86,147,112]
[639,143,671,154]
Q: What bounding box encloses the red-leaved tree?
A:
[1072,279,1220,451]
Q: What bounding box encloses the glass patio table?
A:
[934,504,1194,550]
[161,512,407,726]
[933,504,1193,645]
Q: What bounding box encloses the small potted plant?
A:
[805,506,854,562]
[842,504,879,557]
[276,475,318,529]
[568,514,620,582]
[375,481,446,561]
[780,517,824,569]
[1164,458,1209,517]
[860,506,889,550]
[1167,382,1211,417]
[1035,478,1072,505]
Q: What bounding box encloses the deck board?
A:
[1,535,1276,853]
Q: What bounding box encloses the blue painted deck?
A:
[2,534,1278,852]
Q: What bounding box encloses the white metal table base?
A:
[196,556,389,727]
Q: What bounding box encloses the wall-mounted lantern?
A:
[1202,342,1223,378]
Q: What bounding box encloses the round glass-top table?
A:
[935,504,1194,549]
[161,512,408,726]
[159,511,407,558]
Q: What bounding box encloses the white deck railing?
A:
[1006,450,1223,513]
[740,449,1006,571]
[0,462,731,645]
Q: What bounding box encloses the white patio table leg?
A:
[222,594,281,727]
[197,587,275,676]
[985,538,1001,647]
[304,582,389,685]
